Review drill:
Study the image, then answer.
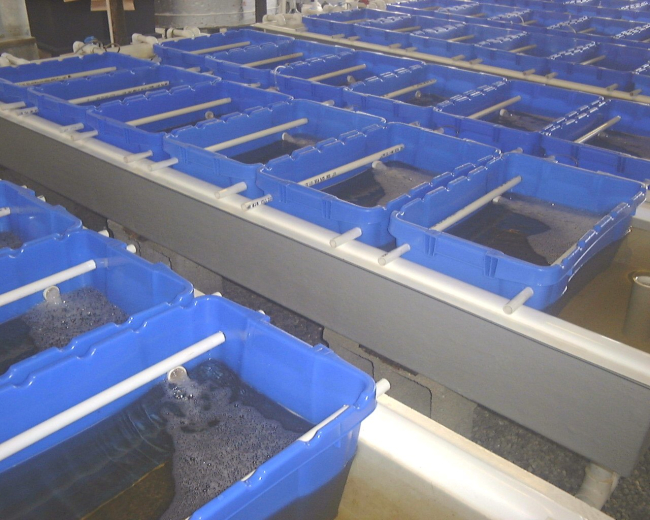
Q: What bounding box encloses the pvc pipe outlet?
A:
[575,463,620,510]
[623,274,650,342]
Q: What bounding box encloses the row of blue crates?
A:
[300,6,650,93]
[0,180,376,519]
[0,33,646,311]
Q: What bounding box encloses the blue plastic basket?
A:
[435,79,602,131]
[0,295,377,520]
[0,230,194,382]
[86,80,291,161]
[204,40,353,85]
[163,99,385,198]
[0,181,81,255]
[542,98,650,162]
[28,65,217,127]
[275,50,423,86]
[257,123,499,248]
[154,28,293,70]
[345,63,504,110]
[0,53,155,86]
[540,134,650,184]
[389,153,646,309]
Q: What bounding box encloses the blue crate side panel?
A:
[28,65,218,127]
[0,230,194,382]
[435,79,602,124]
[0,181,82,253]
[163,100,385,197]
[86,81,291,160]
[257,123,499,247]
[0,53,155,84]
[346,63,505,108]
[389,153,645,308]
[0,295,376,520]
[273,50,423,87]
[540,135,650,184]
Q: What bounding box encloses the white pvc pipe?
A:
[575,463,620,510]
[0,331,226,463]
[0,101,26,111]
[431,176,522,231]
[510,44,537,54]
[148,158,179,172]
[123,150,153,163]
[190,41,251,54]
[394,26,421,33]
[16,67,118,87]
[215,181,248,199]
[0,207,10,218]
[126,97,232,126]
[449,34,475,42]
[573,116,621,144]
[244,53,303,67]
[378,243,411,266]
[205,118,308,152]
[623,274,650,341]
[70,130,98,141]
[580,55,606,66]
[468,96,522,120]
[579,28,596,34]
[242,194,273,210]
[330,227,362,248]
[300,144,405,188]
[0,259,97,308]
[308,64,366,82]
[59,122,84,134]
[383,79,437,99]
[69,81,170,105]
[503,287,534,315]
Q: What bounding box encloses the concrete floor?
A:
[2,165,648,520]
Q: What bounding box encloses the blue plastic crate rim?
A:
[0,295,377,519]
[0,181,82,255]
[388,152,646,309]
[0,229,194,385]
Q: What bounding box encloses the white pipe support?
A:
[0,331,226,463]
[127,97,232,126]
[69,130,98,142]
[449,34,475,42]
[580,55,606,66]
[383,79,437,99]
[299,144,405,187]
[148,158,179,172]
[190,41,251,54]
[510,44,537,54]
[330,227,362,248]
[623,273,650,342]
[299,405,349,442]
[0,101,26,111]
[308,64,366,82]
[15,107,38,117]
[431,176,522,231]
[215,182,248,199]
[16,67,118,87]
[393,26,422,33]
[378,244,411,266]
[59,123,85,134]
[0,259,98,308]
[205,118,308,152]
[123,150,153,163]
[244,53,303,67]
[468,96,522,120]
[573,116,621,144]
[69,81,170,105]
[503,287,534,315]
[242,194,273,210]
[575,463,620,510]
